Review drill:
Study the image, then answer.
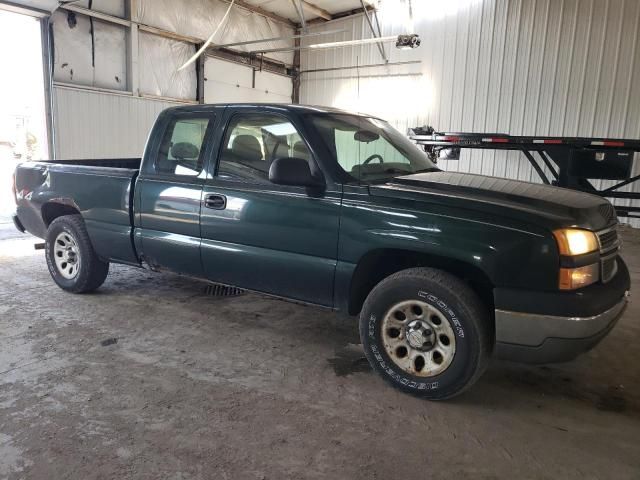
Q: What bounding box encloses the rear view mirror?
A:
[269,157,324,189]
[354,130,380,143]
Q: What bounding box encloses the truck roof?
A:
[165,103,374,117]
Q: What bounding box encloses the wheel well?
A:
[348,249,495,317]
[41,202,81,228]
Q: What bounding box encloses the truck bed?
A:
[14,159,141,266]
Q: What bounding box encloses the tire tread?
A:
[360,267,491,400]
[46,215,109,293]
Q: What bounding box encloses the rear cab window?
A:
[156,116,211,177]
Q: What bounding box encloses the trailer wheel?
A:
[45,215,109,293]
[359,267,491,400]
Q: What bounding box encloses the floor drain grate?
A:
[204,284,246,297]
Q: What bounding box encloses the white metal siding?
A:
[300,0,640,226]
[52,86,182,159]
[204,57,292,103]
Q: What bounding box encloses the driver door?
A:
[199,108,341,307]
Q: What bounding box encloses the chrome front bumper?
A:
[494,293,629,364]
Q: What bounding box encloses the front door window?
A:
[218,114,312,183]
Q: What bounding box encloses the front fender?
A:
[338,194,558,291]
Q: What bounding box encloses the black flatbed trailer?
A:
[409,127,640,219]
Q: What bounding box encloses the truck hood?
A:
[371,171,616,231]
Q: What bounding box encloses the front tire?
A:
[45,215,109,293]
[359,267,491,400]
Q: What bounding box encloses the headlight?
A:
[553,228,599,256]
[559,264,599,290]
[553,228,600,290]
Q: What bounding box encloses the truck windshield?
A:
[309,113,438,182]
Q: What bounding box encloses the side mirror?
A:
[269,157,324,188]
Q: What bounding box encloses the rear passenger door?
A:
[199,108,341,307]
[135,108,220,276]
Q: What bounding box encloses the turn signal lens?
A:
[559,264,599,290]
[553,229,599,256]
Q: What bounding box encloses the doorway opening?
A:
[0,8,48,226]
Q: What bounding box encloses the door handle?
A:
[204,194,226,210]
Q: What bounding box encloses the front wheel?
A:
[359,267,491,400]
[45,214,109,293]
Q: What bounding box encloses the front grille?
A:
[596,226,620,283]
[597,227,619,254]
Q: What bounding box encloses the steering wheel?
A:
[363,154,384,165]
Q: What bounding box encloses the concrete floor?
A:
[1,220,639,480]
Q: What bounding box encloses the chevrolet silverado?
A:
[12,104,630,399]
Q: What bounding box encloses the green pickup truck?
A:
[12,104,630,399]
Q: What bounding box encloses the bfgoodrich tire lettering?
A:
[359,267,491,400]
[45,214,109,293]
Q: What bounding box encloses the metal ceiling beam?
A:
[360,0,386,62]
[0,1,49,18]
[306,4,373,26]
[60,4,131,26]
[218,0,296,26]
[292,0,307,32]
[250,35,398,54]
[372,5,384,39]
[301,1,332,21]
[61,0,295,28]
[204,48,293,74]
[299,60,421,74]
[208,28,345,49]
[138,24,202,44]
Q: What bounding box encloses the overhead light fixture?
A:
[396,34,420,49]
[306,34,421,50]
[251,34,421,55]
[308,35,398,49]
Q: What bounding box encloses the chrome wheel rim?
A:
[381,299,456,377]
[53,231,80,280]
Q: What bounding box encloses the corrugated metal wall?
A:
[300,0,640,226]
[52,64,293,160]
[52,86,183,159]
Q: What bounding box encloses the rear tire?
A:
[359,267,491,400]
[45,215,109,293]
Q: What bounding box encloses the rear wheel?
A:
[45,215,109,293]
[359,267,491,400]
